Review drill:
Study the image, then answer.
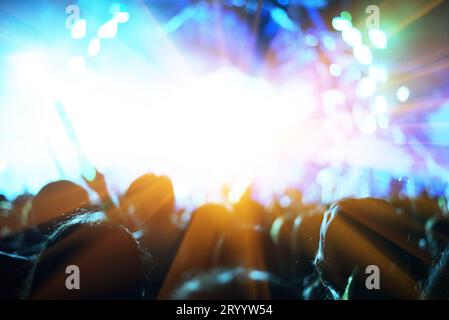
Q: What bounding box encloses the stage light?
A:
[323,90,345,114]
[2,0,445,204]
[392,127,407,144]
[114,11,130,24]
[305,34,318,47]
[110,3,130,24]
[68,56,86,75]
[227,178,251,203]
[340,11,352,21]
[98,19,118,39]
[329,63,342,77]
[353,44,373,65]
[348,67,362,80]
[396,86,410,102]
[322,35,336,50]
[9,51,61,95]
[372,95,388,114]
[0,161,6,172]
[369,65,388,83]
[369,29,388,49]
[342,27,362,47]
[71,19,86,39]
[87,38,101,56]
[332,17,351,31]
[360,115,378,134]
[270,8,297,31]
[357,77,376,98]
[378,115,389,129]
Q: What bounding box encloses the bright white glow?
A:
[369,65,388,83]
[87,38,101,56]
[373,95,388,114]
[342,27,362,47]
[353,45,373,65]
[332,17,352,31]
[9,51,61,95]
[98,20,118,39]
[227,178,251,203]
[68,56,86,75]
[369,29,388,49]
[323,89,346,114]
[329,63,342,77]
[357,77,376,98]
[3,48,414,205]
[397,86,410,102]
[37,64,317,201]
[114,12,130,24]
[1,4,429,204]
[360,115,378,134]
[71,19,86,39]
[0,160,6,172]
[378,115,389,129]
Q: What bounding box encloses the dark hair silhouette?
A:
[214,224,277,273]
[291,212,323,280]
[22,211,150,299]
[426,217,449,258]
[314,198,429,299]
[0,251,31,299]
[122,174,175,231]
[421,245,449,299]
[31,181,90,226]
[122,173,181,298]
[158,204,234,299]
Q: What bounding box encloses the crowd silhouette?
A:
[0,170,448,300]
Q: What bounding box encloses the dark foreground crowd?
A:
[1,171,448,300]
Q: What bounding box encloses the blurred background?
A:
[0,0,448,208]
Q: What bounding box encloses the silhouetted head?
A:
[291,212,323,279]
[175,204,235,271]
[426,217,449,257]
[31,181,90,226]
[0,251,31,299]
[215,224,277,274]
[0,214,9,237]
[421,245,449,300]
[12,194,33,228]
[22,211,150,299]
[0,195,7,216]
[157,204,234,299]
[171,267,299,300]
[314,198,425,299]
[122,174,175,231]
[234,197,268,228]
[413,191,442,223]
